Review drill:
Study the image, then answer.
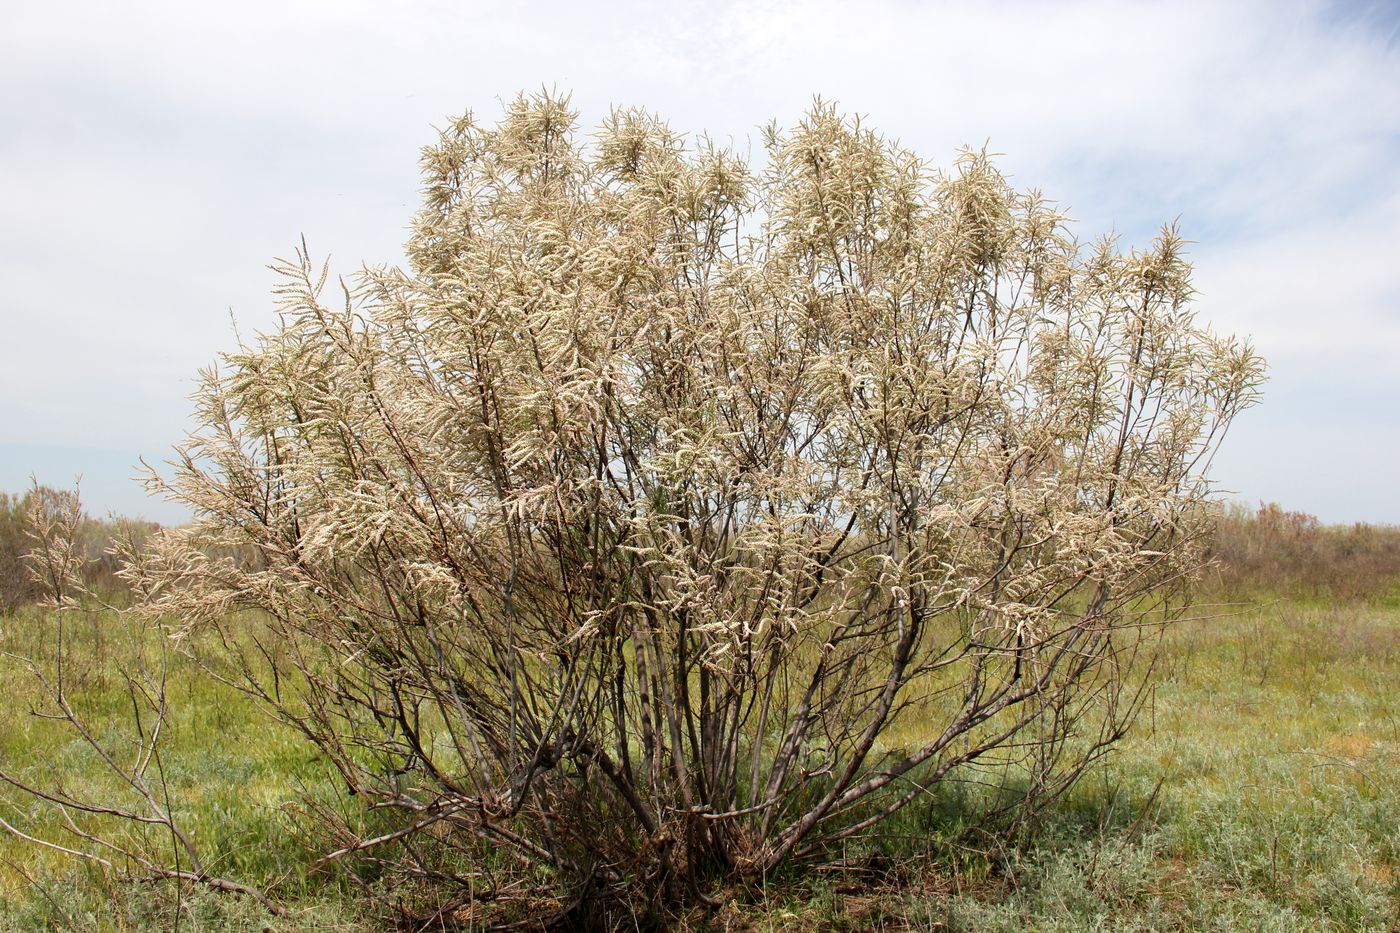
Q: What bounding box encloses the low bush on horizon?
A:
[0,486,158,613]
[1206,501,1400,602]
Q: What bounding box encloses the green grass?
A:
[0,606,369,931]
[720,594,1400,931]
[2,593,1399,930]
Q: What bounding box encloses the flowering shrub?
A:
[118,93,1262,918]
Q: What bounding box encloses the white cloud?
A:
[1195,189,1400,363]
[2,0,1397,521]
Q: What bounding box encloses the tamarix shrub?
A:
[4,92,1263,925]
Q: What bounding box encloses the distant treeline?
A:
[1206,501,1400,601]
[0,486,159,613]
[2,491,1398,614]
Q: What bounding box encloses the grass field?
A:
[1,584,1397,931]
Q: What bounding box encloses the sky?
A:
[1,0,1398,524]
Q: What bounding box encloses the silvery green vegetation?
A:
[9,92,1263,922]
